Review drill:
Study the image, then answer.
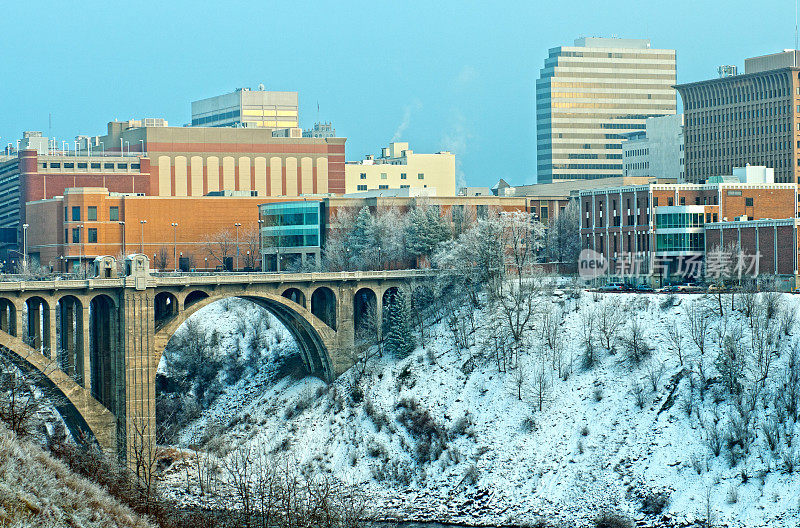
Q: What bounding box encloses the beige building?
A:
[190,87,299,129]
[345,142,456,195]
[536,37,677,182]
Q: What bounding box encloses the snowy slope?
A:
[159,292,800,527]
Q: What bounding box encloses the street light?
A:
[77,224,84,277]
[139,220,147,253]
[171,222,178,272]
[22,223,29,272]
[257,219,264,271]
[234,222,242,271]
[118,221,126,257]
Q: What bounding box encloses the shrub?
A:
[581,425,590,436]
[660,294,678,310]
[463,464,480,486]
[449,413,473,437]
[395,398,448,463]
[594,511,633,528]
[521,415,537,433]
[726,484,739,504]
[639,488,670,514]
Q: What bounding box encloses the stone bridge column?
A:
[331,284,356,377]
[376,289,384,343]
[120,287,157,466]
[81,305,91,390]
[47,306,57,362]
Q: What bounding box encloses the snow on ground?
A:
[159,292,800,527]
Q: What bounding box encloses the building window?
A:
[357,185,367,191]
[87,206,97,221]
[541,206,549,221]
[653,197,658,206]
[91,162,100,169]
[117,163,128,169]
[51,162,61,168]
[131,163,140,169]
[680,197,686,205]
[72,228,80,243]
[360,173,366,180]
[64,162,74,169]
[380,173,387,180]
[418,173,424,179]
[379,185,389,189]
[104,163,114,169]
[745,197,754,206]
[110,206,119,221]
[727,190,742,196]
[400,173,407,180]
[87,228,97,243]
[668,197,674,206]
[400,184,410,188]
[77,162,87,169]
[71,206,80,221]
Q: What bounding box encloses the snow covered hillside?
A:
[159,292,800,527]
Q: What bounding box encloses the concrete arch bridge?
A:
[0,254,431,460]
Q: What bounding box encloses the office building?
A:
[345,142,455,195]
[98,120,346,196]
[303,122,336,138]
[676,50,800,183]
[579,166,798,284]
[718,65,738,78]
[622,114,685,180]
[191,87,299,129]
[536,37,677,183]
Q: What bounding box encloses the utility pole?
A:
[139,220,147,253]
[171,222,178,271]
[234,222,242,271]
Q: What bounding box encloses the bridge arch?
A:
[354,287,378,344]
[55,295,84,384]
[154,291,179,329]
[310,287,337,331]
[0,298,18,336]
[183,289,209,310]
[25,296,51,357]
[155,291,337,382]
[282,287,306,308]
[89,294,119,412]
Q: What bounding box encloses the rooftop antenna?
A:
[796,0,798,51]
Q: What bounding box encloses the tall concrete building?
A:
[676,50,800,184]
[190,87,299,129]
[536,37,677,183]
[622,114,685,180]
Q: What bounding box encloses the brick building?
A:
[579,166,799,285]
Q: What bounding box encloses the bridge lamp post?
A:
[257,219,264,271]
[118,221,125,257]
[77,224,84,277]
[22,223,28,273]
[171,222,178,272]
[139,220,147,253]
[234,222,242,271]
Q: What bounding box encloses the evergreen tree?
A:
[384,290,415,357]
[405,206,451,264]
[347,206,378,269]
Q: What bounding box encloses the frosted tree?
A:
[348,206,379,269]
[322,206,358,271]
[405,204,451,267]
[544,200,580,267]
[384,290,415,357]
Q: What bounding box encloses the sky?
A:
[0,0,797,187]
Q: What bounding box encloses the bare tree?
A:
[203,229,236,270]
[580,306,598,368]
[532,362,550,411]
[666,319,686,366]
[0,368,40,436]
[154,247,169,270]
[620,319,650,365]
[597,299,624,352]
[685,301,711,381]
[241,225,261,270]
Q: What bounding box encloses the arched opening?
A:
[56,295,84,385]
[184,290,210,310]
[156,296,329,445]
[354,287,378,345]
[0,298,17,337]
[282,288,306,308]
[90,294,118,412]
[310,287,337,330]
[25,296,51,357]
[155,291,179,330]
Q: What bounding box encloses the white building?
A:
[622,114,684,181]
[191,87,299,129]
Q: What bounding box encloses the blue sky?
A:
[0,1,796,187]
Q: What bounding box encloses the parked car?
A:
[635,284,655,293]
[659,285,680,293]
[599,282,625,292]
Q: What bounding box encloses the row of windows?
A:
[541,70,676,81]
[359,172,423,180]
[545,91,676,101]
[625,161,650,170]
[684,82,790,109]
[563,153,623,160]
[687,103,790,124]
[191,109,242,126]
[66,227,98,244]
[355,184,413,191]
[541,101,676,111]
[655,213,705,229]
[42,162,139,170]
[541,81,679,91]
[548,59,677,71]
[625,148,650,157]
[552,50,675,60]
[655,232,705,252]
[65,206,119,222]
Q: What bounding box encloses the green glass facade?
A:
[260,201,322,249]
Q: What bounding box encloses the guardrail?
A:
[0,269,437,291]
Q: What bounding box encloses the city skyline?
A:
[1,0,799,187]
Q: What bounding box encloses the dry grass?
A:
[0,421,153,528]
